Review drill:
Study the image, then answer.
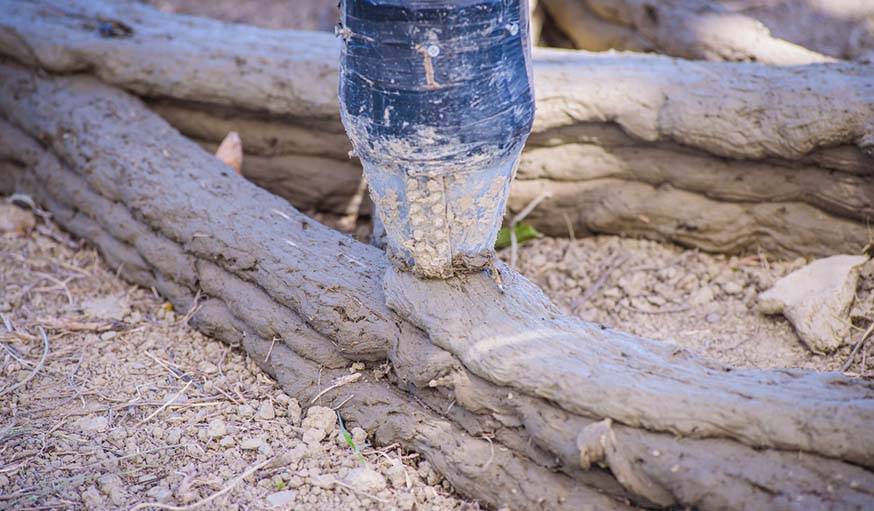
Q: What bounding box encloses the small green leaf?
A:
[274,480,286,491]
[337,410,367,465]
[342,429,356,450]
[495,223,542,249]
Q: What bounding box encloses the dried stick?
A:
[0,326,49,396]
[129,456,273,510]
[841,320,874,373]
[509,191,551,268]
[310,373,361,404]
[136,380,193,426]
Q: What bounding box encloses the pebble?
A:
[309,473,336,489]
[98,473,126,505]
[238,404,255,418]
[397,492,416,510]
[705,312,721,323]
[302,406,336,436]
[287,398,302,425]
[266,490,297,507]
[207,418,227,438]
[82,486,105,509]
[276,443,308,466]
[722,281,744,295]
[109,427,127,442]
[385,463,407,489]
[351,427,367,446]
[145,484,173,503]
[690,286,715,306]
[417,461,440,485]
[76,416,109,433]
[165,428,182,444]
[343,466,386,493]
[303,428,327,444]
[258,400,276,420]
[241,437,263,450]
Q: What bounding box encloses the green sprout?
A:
[336,411,366,465]
[495,223,542,249]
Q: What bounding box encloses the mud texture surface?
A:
[148,0,336,31]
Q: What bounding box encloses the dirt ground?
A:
[0,219,472,510]
[502,235,873,374]
[2,205,872,510]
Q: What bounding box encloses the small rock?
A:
[417,461,440,485]
[546,272,563,291]
[207,418,227,438]
[303,428,326,445]
[722,281,744,295]
[219,436,235,448]
[618,272,647,296]
[309,473,335,489]
[109,427,127,442]
[689,286,714,306]
[343,466,386,493]
[165,428,182,444]
[397,492,416,511]
[272,443,308,467]
[705,312,720,324]
[198,361,219,374]
[758,255,867,353]
[76,416,109,433]
[646,294,666,306]
[265,490,297,507]
[99,331,117,341]
[238,404,255,418]
[423,486,438,501]
[150,426,164,440]
[0,203,36,234]
[258,400,276,420]
[82,485,105,509]
[80,294,130,321]
[351,427,367,446]
[529,254,547,267]
[145,484,173,503]
[287,398,302,425]
[302,406,336,437]
[98,473,126,506]
[385,463,407,489]
[241,437,263,450]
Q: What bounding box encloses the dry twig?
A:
[0,327,49,397]
[509,191,551,268]
[310,373,361,404]
[129,456,273,510]
[136,380,193,426]
[841,320,874,373]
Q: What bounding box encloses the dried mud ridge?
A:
[1,0,872,259]
[2,61,873,511]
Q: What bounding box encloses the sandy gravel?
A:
[502,235,873,374]
[1,220,471,510]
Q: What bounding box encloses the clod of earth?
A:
[759,255,870,353]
